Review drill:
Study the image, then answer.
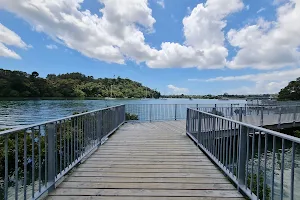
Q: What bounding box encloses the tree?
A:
[0,68,160,98]
[278,78,300,100]
[31,71,39,78]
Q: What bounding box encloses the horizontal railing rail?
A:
[186,108,300,200]
[125,103,245,122]
[125,104,300,129]
[0,104,125,200]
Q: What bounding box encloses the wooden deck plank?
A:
[64,177,231,184]
[48,196,244,200]
[48,121,244,199]
[49,188,243,197]
[74,168,221,173]
[78,164,216,169]
[58,182,236,190]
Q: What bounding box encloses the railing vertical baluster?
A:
[197,112,201,145]
[250,128,255,193]
[31,128,35,198]
[260,106,263,126]
[237,124,247,187]
[293,106,296,127]
[186,109,190,133]
[63,119,66,169]
[212,115,216,156]
[271,135,276,200]
[225,120,230,168]
[59,121,62,174]
[4,135,8,200]
[221,119,225,165]
[263,133,268,200]
[150,104,152,122]
[280,139,285,200]
[291,142,295,200]
[15,132,19,200]
[245,127,249,188]
[45,125,48,187]
[257,131,262,199]
[38,126,41,192]
[47,123,56,192]
[228,121,232,173]
[24,131,27,200]
[175,104,177,120]
[278,107,282,129]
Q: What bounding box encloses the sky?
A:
[0,0,300,95]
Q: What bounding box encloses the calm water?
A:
[0,98,245,128]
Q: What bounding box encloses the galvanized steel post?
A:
[260,106,263,126]
[239,107,243,122]
[175,104,177,120]
[47,123,56,192]
[238,126,247,187]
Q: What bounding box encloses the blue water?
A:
[0,98,246,128]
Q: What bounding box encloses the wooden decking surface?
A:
[48,121,244,200]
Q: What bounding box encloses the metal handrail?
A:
[0,104,124,136]
[0,104,125,200]
[186,108,299,200]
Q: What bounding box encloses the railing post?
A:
[47,123,56,192]
[186,108,189,132]
[239,107,243,122]
[175,104,177,120]
[149,104,152,122]
[122,105,128,122]
[260,106,263,126]
[238,126,247,186]
[97,111,102,147]
[197,112,202,145]
[230,104,233,118]
[196,104,199,110]
[244,104,247,116]
[278,107,282,129]
[293,106,296,127]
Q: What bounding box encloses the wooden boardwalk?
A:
[48,121,244,200]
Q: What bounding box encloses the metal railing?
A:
[186,108,300,200]
[125,103,244,121]
[125,104,300,129]
[0,105,125,200]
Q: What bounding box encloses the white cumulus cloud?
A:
[227,0,300,70]
[189,68,300,94]
[167,84,189,94]
[147,0,244,69]
[0,0,245,69]
[0,23,30,59]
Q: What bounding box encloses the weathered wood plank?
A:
[48,197,244,200]
[58,182,236,190]
[49,188,243,197]
[74,168,220,173]
[78,164,216,169]
[65,177,231,184]
[70,172,225,178]
[83,161,215,165]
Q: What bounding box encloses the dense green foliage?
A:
[0,69,160,98]
[125,113,139,120]
[278,77,300,100]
